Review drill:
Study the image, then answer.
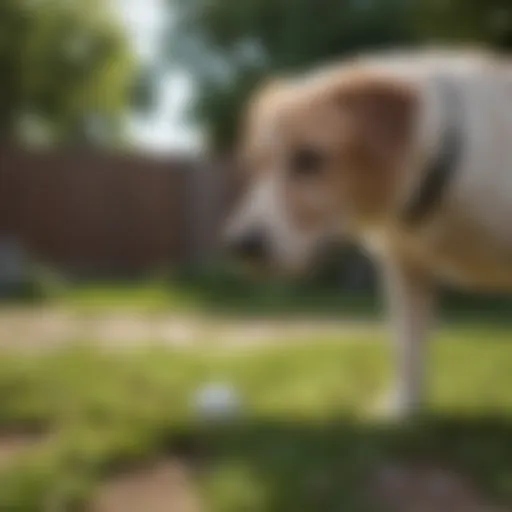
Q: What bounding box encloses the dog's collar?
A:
[403,80,464,224]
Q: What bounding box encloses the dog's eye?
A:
[290,147,325,176]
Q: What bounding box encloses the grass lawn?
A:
[46,279,382,318]
[35,278,512,327]
[0,327,512,510]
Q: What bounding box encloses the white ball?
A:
[193,383,241,421]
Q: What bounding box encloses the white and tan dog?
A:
[225,50,512,418]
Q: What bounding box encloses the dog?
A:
[225,49,512,418]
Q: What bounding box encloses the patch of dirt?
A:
[0,432,46,469]
[0,308,380,350]
[89,459,202,512]
[370,462,508,512]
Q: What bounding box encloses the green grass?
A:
[25,277,511,327]
[1,328,512,510]
[46,279,379,318]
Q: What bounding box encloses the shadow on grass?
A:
[2,415,511,511]
[173,279,381,319]
[170,415,512,511]
[169,278,512,328]
[7,262,512,325]
[0,280,47,305]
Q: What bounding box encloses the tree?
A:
[167,0,512,152]
[168,0,416,151]
[0,0,136,294]
[0,0,135,146]
[414,0,512,50]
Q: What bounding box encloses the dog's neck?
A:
[399,77,464,226]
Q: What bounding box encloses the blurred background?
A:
[2,0,512,301]
[1,1,512,511]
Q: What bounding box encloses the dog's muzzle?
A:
[225,228,269,266]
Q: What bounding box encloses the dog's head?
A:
[225,67,419,274]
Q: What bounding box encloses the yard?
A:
[1,283,512,511]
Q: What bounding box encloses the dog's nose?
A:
[227,229,268,263]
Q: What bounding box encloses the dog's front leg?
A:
[380,258,435,419]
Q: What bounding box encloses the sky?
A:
[116,0,202,154]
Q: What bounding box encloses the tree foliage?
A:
[0,0,135,145]
[167,0,512,152]
[414,0,512,50]
[170,0,416,151]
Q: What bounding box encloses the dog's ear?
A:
[336,76,418,169]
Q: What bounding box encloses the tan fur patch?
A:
[331,74,419,222]
[236,70,421,238]
[337,74,418,166]
[237,78,291,175]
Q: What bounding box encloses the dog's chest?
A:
[363,217,512,291]
[424,240,512,290]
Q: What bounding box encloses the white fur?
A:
[362,52,512,417]
[225,172,321,271]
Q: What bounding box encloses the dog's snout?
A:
[227,229,268,263]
